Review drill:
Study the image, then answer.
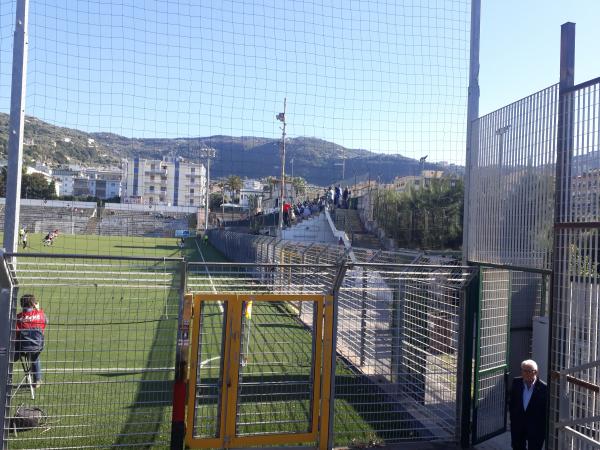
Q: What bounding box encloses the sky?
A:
[1,0,600,165]
[479,0,600,116]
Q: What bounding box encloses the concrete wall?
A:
[104,202,197,214]
[0,198,97,209]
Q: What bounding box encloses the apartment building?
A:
[122,157,206,206]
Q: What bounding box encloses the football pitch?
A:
[4,233,405,449]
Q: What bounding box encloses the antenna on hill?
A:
[276,98,287,233]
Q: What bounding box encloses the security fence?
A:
[464,24,600,448]
[550,76,600,449]
[0,253,184,449]
[203,229,479,447]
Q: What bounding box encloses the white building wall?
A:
[122,158,206,206]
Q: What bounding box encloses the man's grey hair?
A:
[521,359,538,371]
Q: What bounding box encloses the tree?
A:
[0,166,6,197]
[373,176,463,251]
[209,192,223,210]
[0,168,56,200]
[247,194,261,214]
[225,175,243,203]
[290,176,307,198]
[22,172,57,199]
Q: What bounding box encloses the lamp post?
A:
[276,98,287,232]
[199,147,216,232]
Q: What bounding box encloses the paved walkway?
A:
[335,431,512,450]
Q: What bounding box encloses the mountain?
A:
[0,113,461,186]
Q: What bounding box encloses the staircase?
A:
[333,209,382,250]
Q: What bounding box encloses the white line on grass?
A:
[194,237,223,313]
[42,357,220,374]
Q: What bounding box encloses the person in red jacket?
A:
[16,294,48,388]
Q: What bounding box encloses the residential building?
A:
[121,157,206,206]
[70,168,122,199]
[52,168,80,196]
[239,179,264,210]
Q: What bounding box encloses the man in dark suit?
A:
[509,359,548,450]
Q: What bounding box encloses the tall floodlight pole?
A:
[459,0,480,448]
[276,99,287,232]
[3,0,29,253]
[461,0,480,265]
[200,147,216,233]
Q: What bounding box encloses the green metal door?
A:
[471,267,510,443]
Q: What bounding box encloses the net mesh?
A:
[0,0,470,256]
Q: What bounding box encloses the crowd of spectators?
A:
[280,185,352,228]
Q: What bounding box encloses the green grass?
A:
[6,232,414,449]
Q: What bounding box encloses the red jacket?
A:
[17,308,47,332]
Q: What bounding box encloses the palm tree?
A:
[225,175,243,204]
[290,176,307,199]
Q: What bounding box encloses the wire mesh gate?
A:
[185,293,333,449]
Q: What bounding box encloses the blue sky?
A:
[480,0,600,116]
[1,0,599,165]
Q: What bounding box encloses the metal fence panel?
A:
[468,85,558,270]
[204,230,477,446]
[2,254,182,449]
[551,80,600,449]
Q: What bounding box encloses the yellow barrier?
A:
[185,293,333,449]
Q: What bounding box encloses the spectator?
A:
[16,294,48,389]
[327,187,334,207]
[509,359,547,450]
[283,202,291,227]
[342,186,349,208]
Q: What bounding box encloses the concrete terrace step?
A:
[333,209,364,233]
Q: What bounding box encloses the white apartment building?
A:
[122,157,207,207]
[52,168,80,196]
[239,179,264,209]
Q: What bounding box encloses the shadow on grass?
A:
[334,372,435,443]
[114,244,179,250]
[112,291,179,447]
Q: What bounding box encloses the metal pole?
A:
[461,0,480,264]
[3,0,30,254]
[549,22,575,450]
[277,98,287,233]
[170,261,189,450]
[0,251,17,447]
[326,260,347,450]
[203,149,215,232]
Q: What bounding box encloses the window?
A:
[191,167,195,173]
[190,188,194,194]
[191,177,195,183]
[150,175,155,181]
[189,199,194,205]
[149,197,154,203]
[160,187,167,192]
[151,164,156,170]
[149,186,155,192]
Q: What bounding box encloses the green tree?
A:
[225,175,243,203]
[0,166,6,197]
[209,192,223,210]
[373,177,463,250]
[290,176,307,198]
[22,172,57,199]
